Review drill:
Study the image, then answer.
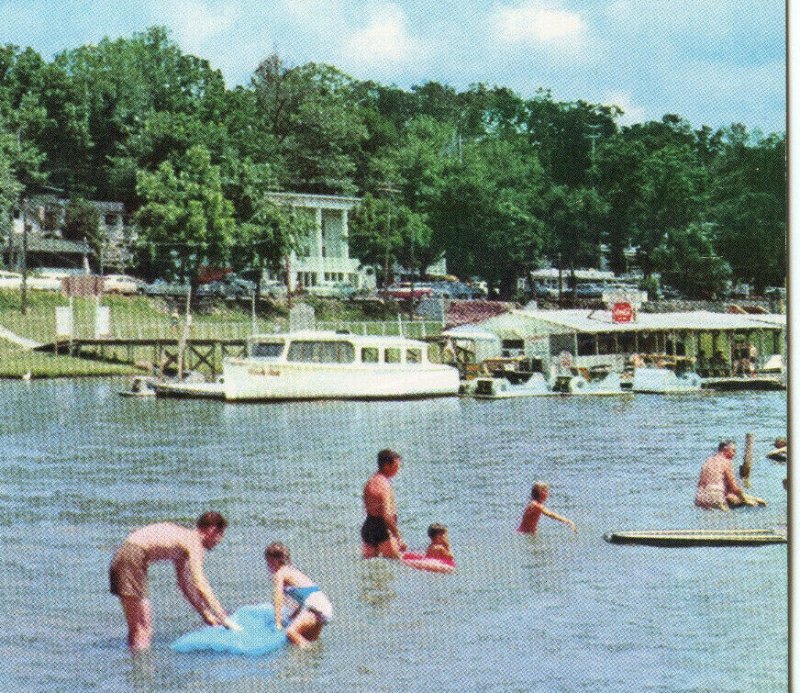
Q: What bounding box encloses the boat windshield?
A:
[250,341,285,359]
[287,340,356,363]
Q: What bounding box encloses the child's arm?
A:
[272,567,285,630]
[540,506,577,532]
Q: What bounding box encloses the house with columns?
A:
[264,191,375,295]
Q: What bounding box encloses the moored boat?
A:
[464,373,555,399]
[222,330,460,401]
[632,367,702,394]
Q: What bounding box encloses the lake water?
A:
[0,380,787,692]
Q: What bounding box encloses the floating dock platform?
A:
[603,528,786,547]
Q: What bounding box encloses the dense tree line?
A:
[0,27,786,297]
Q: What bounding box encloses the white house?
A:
[264,191,375,295]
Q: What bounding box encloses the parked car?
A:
[381,283,434,300]
[103,274,146,294]
[0,270,63,291]
[533,283,561,300]
[142,279,191,296]
[197,275,256,299]
[575,284,604,299]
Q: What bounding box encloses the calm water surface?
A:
[0,380,787,692]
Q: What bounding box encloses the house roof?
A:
[444,300,515,329]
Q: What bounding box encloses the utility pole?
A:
[20,198,28,315]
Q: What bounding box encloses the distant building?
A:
[263,192,374,295]
[6,196,132,272]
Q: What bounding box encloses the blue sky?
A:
[2,0,786,132]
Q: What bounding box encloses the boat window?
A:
[287,340,356,363]
[361,347,379,363]
[406,348,422,364]
[384,348,402,364]
[250,342,284,359]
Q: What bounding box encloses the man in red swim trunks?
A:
[361,449,407,558]
[109,511,240,651]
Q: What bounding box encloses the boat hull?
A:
[223,359,460,401]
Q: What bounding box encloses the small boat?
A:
[119,376,158,397]
[553,371,626,396]
[603,528,786,547]
[632,368,702,394]
[702,375,786,391]
[223,330,460,402]
[464,373,555,399]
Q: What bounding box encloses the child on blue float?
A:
[264,542,332,649]
[517,482,577,535]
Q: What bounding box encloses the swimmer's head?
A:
[377,449,401,476]
[531,482,550,502]
[427,523,448,541]
[196,511,227,549]
[264,542,291,571]
[718,440,736,457]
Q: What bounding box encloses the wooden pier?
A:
[34,337,247,378]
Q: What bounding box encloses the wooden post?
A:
[740,432,755,487]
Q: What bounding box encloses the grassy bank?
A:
[0,290,437,378]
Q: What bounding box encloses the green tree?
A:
[249,54,367,193]
[709,128,785,291]
[134,145,234,283]
[650,222,731,298]
[349,193,431,284]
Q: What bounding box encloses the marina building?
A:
[444,308,786,379]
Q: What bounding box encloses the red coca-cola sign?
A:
[612,301,634,323]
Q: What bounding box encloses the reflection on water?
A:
[0,379,787,692]
[358,559,399,610]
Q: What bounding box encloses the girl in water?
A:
[264,542,332,648]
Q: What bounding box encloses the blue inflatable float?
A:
[171,604,288,656]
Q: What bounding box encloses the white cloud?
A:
[492,2,585,44]
[603,91,646,125]
[154,0,240,53]
[344,3,419,67]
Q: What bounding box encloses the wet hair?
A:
[775,437,787,448]
[427,523,447,540]
[377,449,401,469]
[264,542,291,566]
[531,482,550,501]
[718,440,736,452]
[196,511,228,531]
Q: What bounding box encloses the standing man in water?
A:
[109,511,241,651]
[361,449,407,558]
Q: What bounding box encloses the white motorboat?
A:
[631,367,702,394]
[223,331,460,401]
[565,371,626,396]
[464,373,556,399]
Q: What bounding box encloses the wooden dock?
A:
[34,337,247,378]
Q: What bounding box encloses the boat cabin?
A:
[247,331,432,366]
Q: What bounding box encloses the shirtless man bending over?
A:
[109,511,240,651]
[361,449,407,558]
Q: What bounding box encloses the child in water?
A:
[517,482,577,535]
[264,542,332,649]
[425,523,455,564]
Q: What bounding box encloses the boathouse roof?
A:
[475,309,785,336]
